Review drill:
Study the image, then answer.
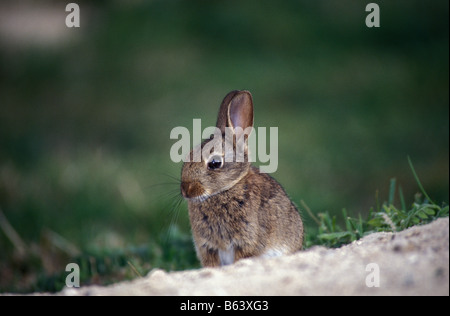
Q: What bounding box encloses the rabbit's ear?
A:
[227,90,254,132]
[216,90,240,133]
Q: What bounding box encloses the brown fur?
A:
[181,90,303,267]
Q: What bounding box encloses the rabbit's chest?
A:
[218,246,235,266]
[190,198,255,246]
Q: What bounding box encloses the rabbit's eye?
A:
[207,155,223,170]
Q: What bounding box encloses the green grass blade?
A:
[375,190,381,212]
[301,200,321,226]
[407,156,435,205]
[342,208,352,232]
[399,185,406,211]
[388,178,396,206]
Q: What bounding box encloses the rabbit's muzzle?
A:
[181,181,204,199]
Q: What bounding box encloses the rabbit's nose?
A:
[181,181,203,199]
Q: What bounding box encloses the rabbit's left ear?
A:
[216,90,240,134]
[227,90,254,133]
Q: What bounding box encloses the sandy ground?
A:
[54,217,449,296]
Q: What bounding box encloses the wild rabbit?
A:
[181,90,303,267]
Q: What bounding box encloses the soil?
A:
[52,217,450,296]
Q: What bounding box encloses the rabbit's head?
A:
[181,90,254,202]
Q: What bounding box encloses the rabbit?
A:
[180,90,303,267]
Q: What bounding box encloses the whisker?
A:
[143,172,190,246]
[165,196,186,244]
[163,173,181,183]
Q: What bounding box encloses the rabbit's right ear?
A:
[227,91,254,133]
[216,90,240,133]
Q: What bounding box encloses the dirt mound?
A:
[58,217,448,296]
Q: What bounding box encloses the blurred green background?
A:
[0,0,448,292]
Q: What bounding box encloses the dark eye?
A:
[207,155,223,170]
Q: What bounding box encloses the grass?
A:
[304,185,448,249]
[304,158,449,248]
